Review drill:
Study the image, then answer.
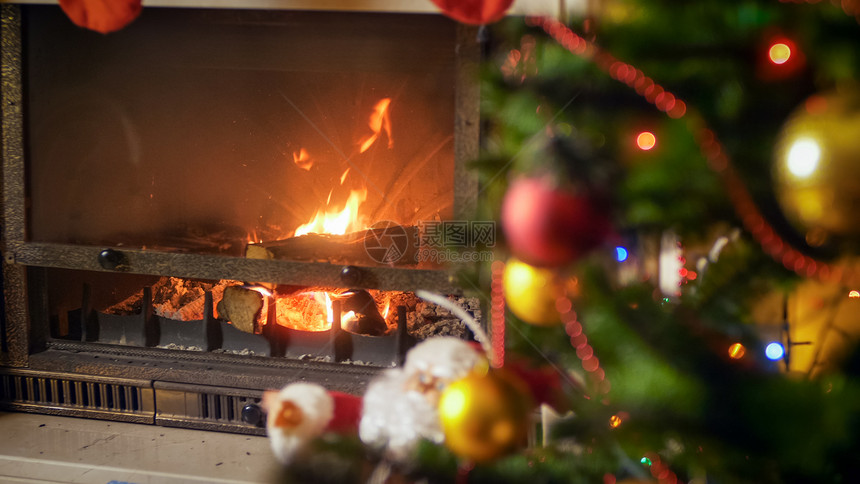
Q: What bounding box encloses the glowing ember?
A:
[293,188,368,237]
[292,148,313,171]
[358,98,393,154]
[274,291,332,332]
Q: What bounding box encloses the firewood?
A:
[216,285,264,334]
[246,226,419,266]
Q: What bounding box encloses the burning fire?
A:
[240,98,399,331]
[293,187,368,237]
[359,98,393,154]
[289,97,395,239]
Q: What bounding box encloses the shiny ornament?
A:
[59,0,142,34]
[438,367,533,463]
[501,176,611,267]
[773,87,860,242]
[430,0,513,25]
[503,258,564,326]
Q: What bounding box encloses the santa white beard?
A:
[359,369,443,462]
[266,383,334,464]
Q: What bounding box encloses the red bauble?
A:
[429,0,514,25]
[59,0,142,34]
[501,176,611,267]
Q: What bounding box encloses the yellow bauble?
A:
[773,86,860,243]
[503,258,564,326]
[438,367,533,463]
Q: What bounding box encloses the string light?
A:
[615,246,629,262]
[728,343,746,359]
[849,290,859,298]
[766,342,786,361]
[636,131,657,150]
[768,42,792,65]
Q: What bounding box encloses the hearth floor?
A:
[0,411,280,483]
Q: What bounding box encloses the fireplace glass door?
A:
[24,6,460,266]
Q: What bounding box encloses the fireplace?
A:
[0,3,480,435]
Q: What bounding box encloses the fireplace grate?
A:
[0,368,155,423]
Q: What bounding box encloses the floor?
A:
[0,411,281,484]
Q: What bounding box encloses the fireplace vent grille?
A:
[0,368,155,423]
[153,381,266,435]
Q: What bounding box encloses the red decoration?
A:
[326,391,362,434]
[429,0,514,25]
[59,0,142,34]
[501,176,611,267]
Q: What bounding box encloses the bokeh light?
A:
[849,290,860,298]
[786,137,821,178]
[769,42,792,65]
[636,131,657,151]
[728,343,746,359]
[609,414,623,428]
[615,246,629,262]
[765,342,785,361]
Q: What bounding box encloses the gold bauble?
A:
[438,367,533,463]
[773,86,860,242]
[503,258,564,326]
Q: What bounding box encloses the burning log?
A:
[246,226,419,266]
[216,285,264,334]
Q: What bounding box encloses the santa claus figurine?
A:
[359,337,485,462]
[262,382,361,464]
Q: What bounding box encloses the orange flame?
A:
[292,148,313,171]
[358,98,393,154]
[381,297,391,320]
[294,188,368,237]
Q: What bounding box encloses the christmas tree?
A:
[262,1,860,482]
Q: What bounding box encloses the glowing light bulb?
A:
[849,290,860,298]
[609,414,623,428]
[615,246,629,262]
[786,138,820,178]
[641,457,652,466]
[769,43,792,65]
[728,343,746,360]
[765,342,785,361]
[636,131,656,151]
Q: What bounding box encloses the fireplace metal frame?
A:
[0,4,481,432]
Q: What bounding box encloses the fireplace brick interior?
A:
[0,3,480,435]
